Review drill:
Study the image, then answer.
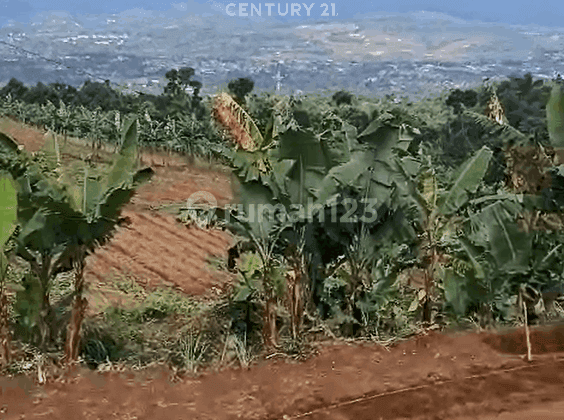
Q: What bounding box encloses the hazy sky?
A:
[1,0,564,28]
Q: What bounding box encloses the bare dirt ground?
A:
[84,160,236,306]
[3,325,564,419]
[84,210,233,294]
[4,119,564,419]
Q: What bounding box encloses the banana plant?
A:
[406,146,495,321]
[439,80,564,321]
[214,93,453,334]
[0,172,17,366]
[410,143,549,321]
[55,100,76,146]
[211,93,329,345]
[0,117,153,354]
[293,110,423,311]
[414,79,564,320]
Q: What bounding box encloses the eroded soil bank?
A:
[3,325,564,419]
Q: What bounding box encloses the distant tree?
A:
[189,80,202,97]
[48,82,78,105]
[74,80,121,111]
[22,82,60,106]
[332,90,353,106]
[227,77,254,104]
[164,67,197,96]
[446,88,478,114]
[178,68,195,89]
[164,69,181,96]
[477,73,551,138]
[0,78,28,101]
[188,80,204,117]
[141,94,172,120]
[163,67,206,118]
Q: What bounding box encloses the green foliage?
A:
[438,146,493,216]
[332,90,354,106]
[547,82,564,148]
[0,79,28,102]
[227,77,255,104]
[215,92,428,329]
[477,200,532,272]
[227,249,287,340]
[403,146,494,318]
[171,330,209,372]
[0,116,153,349]
[78,285,204,369]
[441,268,468,315]
[74,80,122,112]
[12,270,42,342]
[477,73,551,139]
[417,76,554,192]
[245,93,280,135]
[4,73,564,348]
[0,172,17,249]
[0,171,18,350]
[332,105,370,133]
[233,252,264,302]
[445,88,478,114]
[428,99,564,319]
[22,82,60,107]
[0,76,219,159]
[165,67,196,96]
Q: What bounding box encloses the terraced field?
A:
[0,117,236,312]
[3,119,564,419]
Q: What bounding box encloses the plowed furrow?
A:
[84,208,232,295]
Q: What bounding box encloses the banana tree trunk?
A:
[422,225,438,324]
[0,289,11,367]
[35,254,53,350]
[286,267,304,341]
[262,296,279,350]
[423,269,433,324]
[64,247,88,364]
[65,295,87,363]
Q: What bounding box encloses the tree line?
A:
[0,68,256,122]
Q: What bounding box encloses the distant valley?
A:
[1,10,564,99]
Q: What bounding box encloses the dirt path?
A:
[457,400,564,420]
[3,325,564,419]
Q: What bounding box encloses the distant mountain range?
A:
[1,10,564,98]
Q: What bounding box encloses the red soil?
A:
[131,163,233,209]
[82,161,236,310]
[3,325,564,419]
[84,209,233,298]
[0,117,48,153]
